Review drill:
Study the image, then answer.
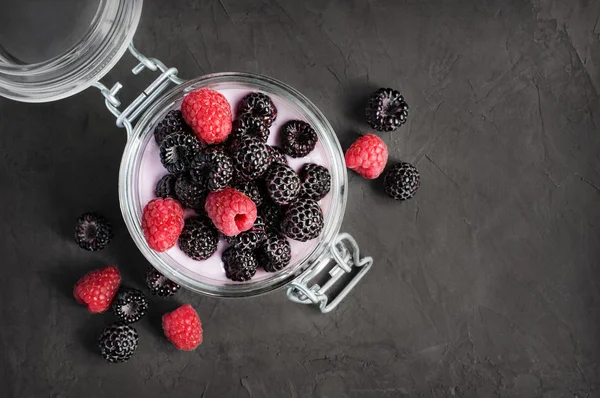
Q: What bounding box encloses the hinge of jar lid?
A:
[92,43,185,135]
[286,233,373,313]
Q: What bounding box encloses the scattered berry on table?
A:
[154,110,193,145]
[182,88,232,144]
[111,288,148,324]
[299,163,331,200]
[162,304,203,351]
[383,162,420,200]
[159,133,200,174]
[222,246,258,282]
[174,173,206,210]
[141,198,184,252]
[268,145,288,165]
[264,163,301,205]
[280,120,318,158]
[145,266,181,297]
[98,322,139,363]
[178,216,219,260]
[257,232,291,272]
[281,199,324,242]
[365,88,409,132]
[344,134,389,179]
[155,174,178,199]
[233,180,264,207]
[204,187,257,236]
[236,92,278,127]
[227,215,266,250]
[73,265,121,313]
[259,200,283,232]
[74,212,113,251]
[231,114,270,142]
[190,147,234,191]
[232,135,271,180]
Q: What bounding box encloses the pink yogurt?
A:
[138,88,332,285]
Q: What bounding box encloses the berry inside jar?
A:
[138,85,333,285]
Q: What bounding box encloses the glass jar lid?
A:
[0,0,143,102]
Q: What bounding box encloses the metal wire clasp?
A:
[92,43,185,135]
[286,233,373,313]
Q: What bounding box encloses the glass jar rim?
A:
[119,72,348,297]
[0,0,143,102]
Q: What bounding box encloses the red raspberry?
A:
[162,304,203,351]
[344,134,389,179]
[142,198,185,252]
[73,265,121,313]
[205,187,257,236]
[181,88,232,144]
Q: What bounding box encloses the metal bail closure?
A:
[92,43,185,136]
[286,233,373,313]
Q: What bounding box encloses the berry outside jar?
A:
[119,72,373,312]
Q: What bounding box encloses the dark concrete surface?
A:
[1,0,600,397]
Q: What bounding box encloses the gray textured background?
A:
[1,0,600,397]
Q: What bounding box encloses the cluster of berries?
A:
[345,88,419,200]
[73,214,202,363]
[145,89,331,281]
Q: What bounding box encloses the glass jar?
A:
[0,0,372,312]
